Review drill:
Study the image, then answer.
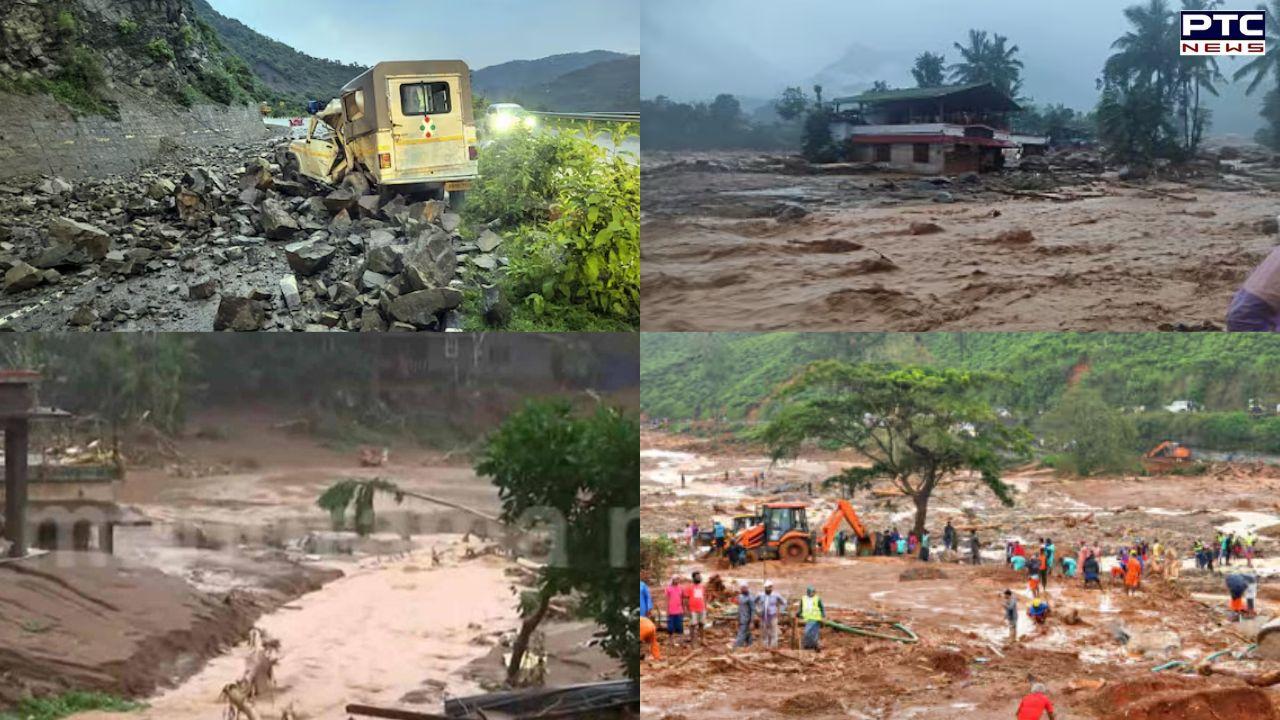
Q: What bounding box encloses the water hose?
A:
[1152,660,1188,673]
[820,618,919,644]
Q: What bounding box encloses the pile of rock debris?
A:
[0,139,509,331]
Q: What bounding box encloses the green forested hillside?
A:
[192,0,366,111]
[642,333,1280,425]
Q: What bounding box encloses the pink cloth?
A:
[665,584,684,614]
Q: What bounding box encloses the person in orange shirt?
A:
[1124,553,1142,596]
[639,616,660,660]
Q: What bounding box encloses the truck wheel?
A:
[779,538,810,563]
[448,190,467,211]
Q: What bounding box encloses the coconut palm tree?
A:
[950,30,1025,96]
[912,52,947,88]
[1105,0,1177,93]
[1232,0,1280,95]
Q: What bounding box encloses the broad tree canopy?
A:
[759,362,1029,535]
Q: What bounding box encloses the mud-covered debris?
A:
[909,221,944,235]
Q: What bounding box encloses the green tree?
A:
[950,29,1024,96]
[759,362,1029,536]
[774,86,808,121]
[475,400,639,684]
[911,51,947,87]
[801,104,837,162]
[1039,386,1138,475]
[1233,0,1280,148]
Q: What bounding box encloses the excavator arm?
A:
[816,499,870,553]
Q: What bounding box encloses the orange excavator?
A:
[733,499,871,563]
[1143,440,1193,473]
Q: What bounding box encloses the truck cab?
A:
[288,60,480,207]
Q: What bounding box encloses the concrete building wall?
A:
[0,91,273,182]
[850,142,946,174]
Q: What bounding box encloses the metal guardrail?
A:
[527,111,639,124]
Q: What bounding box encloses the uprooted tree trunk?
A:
[506,588,553,686]
[1199,664,1280,687]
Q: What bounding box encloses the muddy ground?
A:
[641,430,1280,719]
[641,149,1280,331]
[0,408,617,718]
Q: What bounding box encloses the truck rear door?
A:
[387,75,468,175]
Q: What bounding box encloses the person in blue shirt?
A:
[640,580,652,618]
[712,520,727,553]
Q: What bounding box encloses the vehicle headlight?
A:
[492,113,517,132]
[523,115,538,129]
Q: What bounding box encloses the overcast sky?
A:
[643,0,1261,135]
[205,0,639,69]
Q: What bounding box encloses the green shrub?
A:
[116,19,138,36]
[466,127,639,324]
[145,38,174,63]
[55,11,77,36]
[197,67,238,105]
[175,84,201,108]
[178,24,197,48]
[0,691,143,720]
[640,535,678,584]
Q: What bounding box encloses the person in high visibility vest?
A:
[797,585,825,651]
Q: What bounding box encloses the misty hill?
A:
[473,50,626,99]
[191,0,366,109]
[510,55,639,112]
[642,333,1280,422]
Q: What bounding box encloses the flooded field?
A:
[641,151,1280,331]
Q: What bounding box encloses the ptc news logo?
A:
[1180,10,1267,55]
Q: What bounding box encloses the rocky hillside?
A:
[0,0,269,118]
[191,0,366,112]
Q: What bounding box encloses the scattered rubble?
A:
[0,138,511,331]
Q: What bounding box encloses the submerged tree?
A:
[759,362,1029,536]
[911,51,947,88]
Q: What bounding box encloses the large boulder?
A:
[214,295,266,331]
[47,217,111,261]
[260,199,300,240]
[388,288,463,327]
[323,188,359,215]
[284,240,335,276]
[402,227,456,288]
[239,158,274,191]
[3,261,42,294]
[476,229,504,253]
[365,243,406,275]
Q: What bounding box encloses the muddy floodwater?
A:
[641,151,1280,331]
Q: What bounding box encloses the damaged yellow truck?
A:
[286,60,480,208]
